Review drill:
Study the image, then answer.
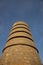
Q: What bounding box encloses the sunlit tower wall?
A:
[1,21,41,65]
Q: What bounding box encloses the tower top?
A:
[13,21,28,27]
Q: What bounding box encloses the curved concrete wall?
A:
[2,21,41,65]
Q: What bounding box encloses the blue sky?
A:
[0,0,43,63]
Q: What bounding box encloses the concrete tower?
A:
[1,21,41,65]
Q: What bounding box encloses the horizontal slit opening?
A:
[13,24,29,28]
[11,26,30,31]
[9,31,32,36]
[2,43,39,53]
[7,36,33,42]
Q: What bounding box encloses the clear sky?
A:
[0,0,43,63]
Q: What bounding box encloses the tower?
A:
[1,21,41,65]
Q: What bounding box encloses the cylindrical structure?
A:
[2,21,41,65]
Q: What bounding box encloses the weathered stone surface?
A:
[1,21,42,65]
